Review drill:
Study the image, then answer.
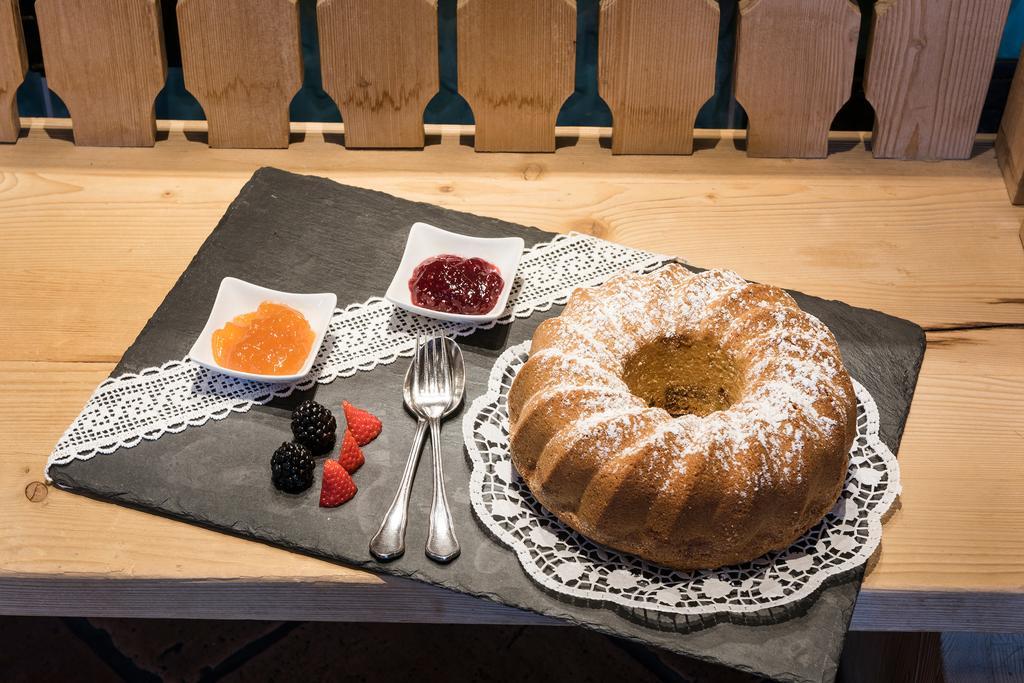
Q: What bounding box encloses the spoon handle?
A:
[370,418,428,561]
[425,416,460,563]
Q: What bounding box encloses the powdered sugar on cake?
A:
[530,265,852,499]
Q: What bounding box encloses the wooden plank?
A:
[734,0,860,158]
[849,590,1024,632]
[0,579,1021,633]
[941,633,1024,682]
[177,0,302,149]
[0,128,1021,627]
[0,575,556,624]
[865,0,1010,161]
[458,0,575,152]
[997,48,1024,204]
[862,328,1024,595]
[2,328,1023,629]
[0,0,27,143]
[34,0,167,147]
[838,632,944,683]
[2,122,1022,367]
[317,0,438,149]
[8,120,1018,181]
[598,0,718,155]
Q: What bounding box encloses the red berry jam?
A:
[409,254,505,315]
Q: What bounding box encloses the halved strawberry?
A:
[338,429,365,474]
[342,400,382,446]
[319,459,357,507]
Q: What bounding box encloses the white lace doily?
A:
[463,342,901,616]
[46,233,671,478]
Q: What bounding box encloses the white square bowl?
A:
[385,222,525,323]
[188,277,337,383]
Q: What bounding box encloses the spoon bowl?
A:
[404,337,464,418]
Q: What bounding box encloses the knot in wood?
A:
[25,481,48,503]
[571,217,610,238]
[522,163,543,181]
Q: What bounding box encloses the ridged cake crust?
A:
[507,265,857,571]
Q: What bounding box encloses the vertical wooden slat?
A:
[318,0,438,149]
[996,48,1024,205]
[734,0,860,158]
[177,0,302,149]
[598,0,719,155]
[838,632,945,683]
[865,0,1010,161]
[0,0,27,143]
[35,0,167,147]
[458,0,576,153]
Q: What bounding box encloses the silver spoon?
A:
[424,336,464,562]
[369,336,464,561]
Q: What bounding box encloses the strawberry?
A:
[338,429,365,474]
[342,400,382,446]
[319,459,357,507]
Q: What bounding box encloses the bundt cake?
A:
[507,264,857,571]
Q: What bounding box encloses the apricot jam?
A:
[212,302,315,376]
[409,254,504,315]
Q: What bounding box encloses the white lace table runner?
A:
[46,233,671,477]
[464,342,901,616]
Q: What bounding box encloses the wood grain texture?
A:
[848,591,1024,632]
[35,0,166,147]
[997,47,1024,204]
[458,0,575,152]
[941,633,1024,682]
[317,0,438,149]
[0,0,26,143]
[865,0,1010,161]
[177,0,302,149]
[734,0,860,158]
[0,121,1021,628]
[2,122,1021,362]
[862,327,1024,596]
[0,573,554,624]
[1,330,1022,628]
[838,632,944,683]
[598,0,718,155]
[0,120,1015,626]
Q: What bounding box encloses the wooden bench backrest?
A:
[0,0,1019,168]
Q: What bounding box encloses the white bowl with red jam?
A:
[386,222,525,323]
[188,277,337,383]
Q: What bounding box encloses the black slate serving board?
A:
[50,168,925,683]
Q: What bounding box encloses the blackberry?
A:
[271,442,315,493]
[290,400,337,454]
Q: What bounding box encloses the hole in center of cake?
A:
[621,336,741,417]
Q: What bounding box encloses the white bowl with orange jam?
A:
[188,278,337,382]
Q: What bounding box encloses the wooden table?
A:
[1,118,1022,632]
